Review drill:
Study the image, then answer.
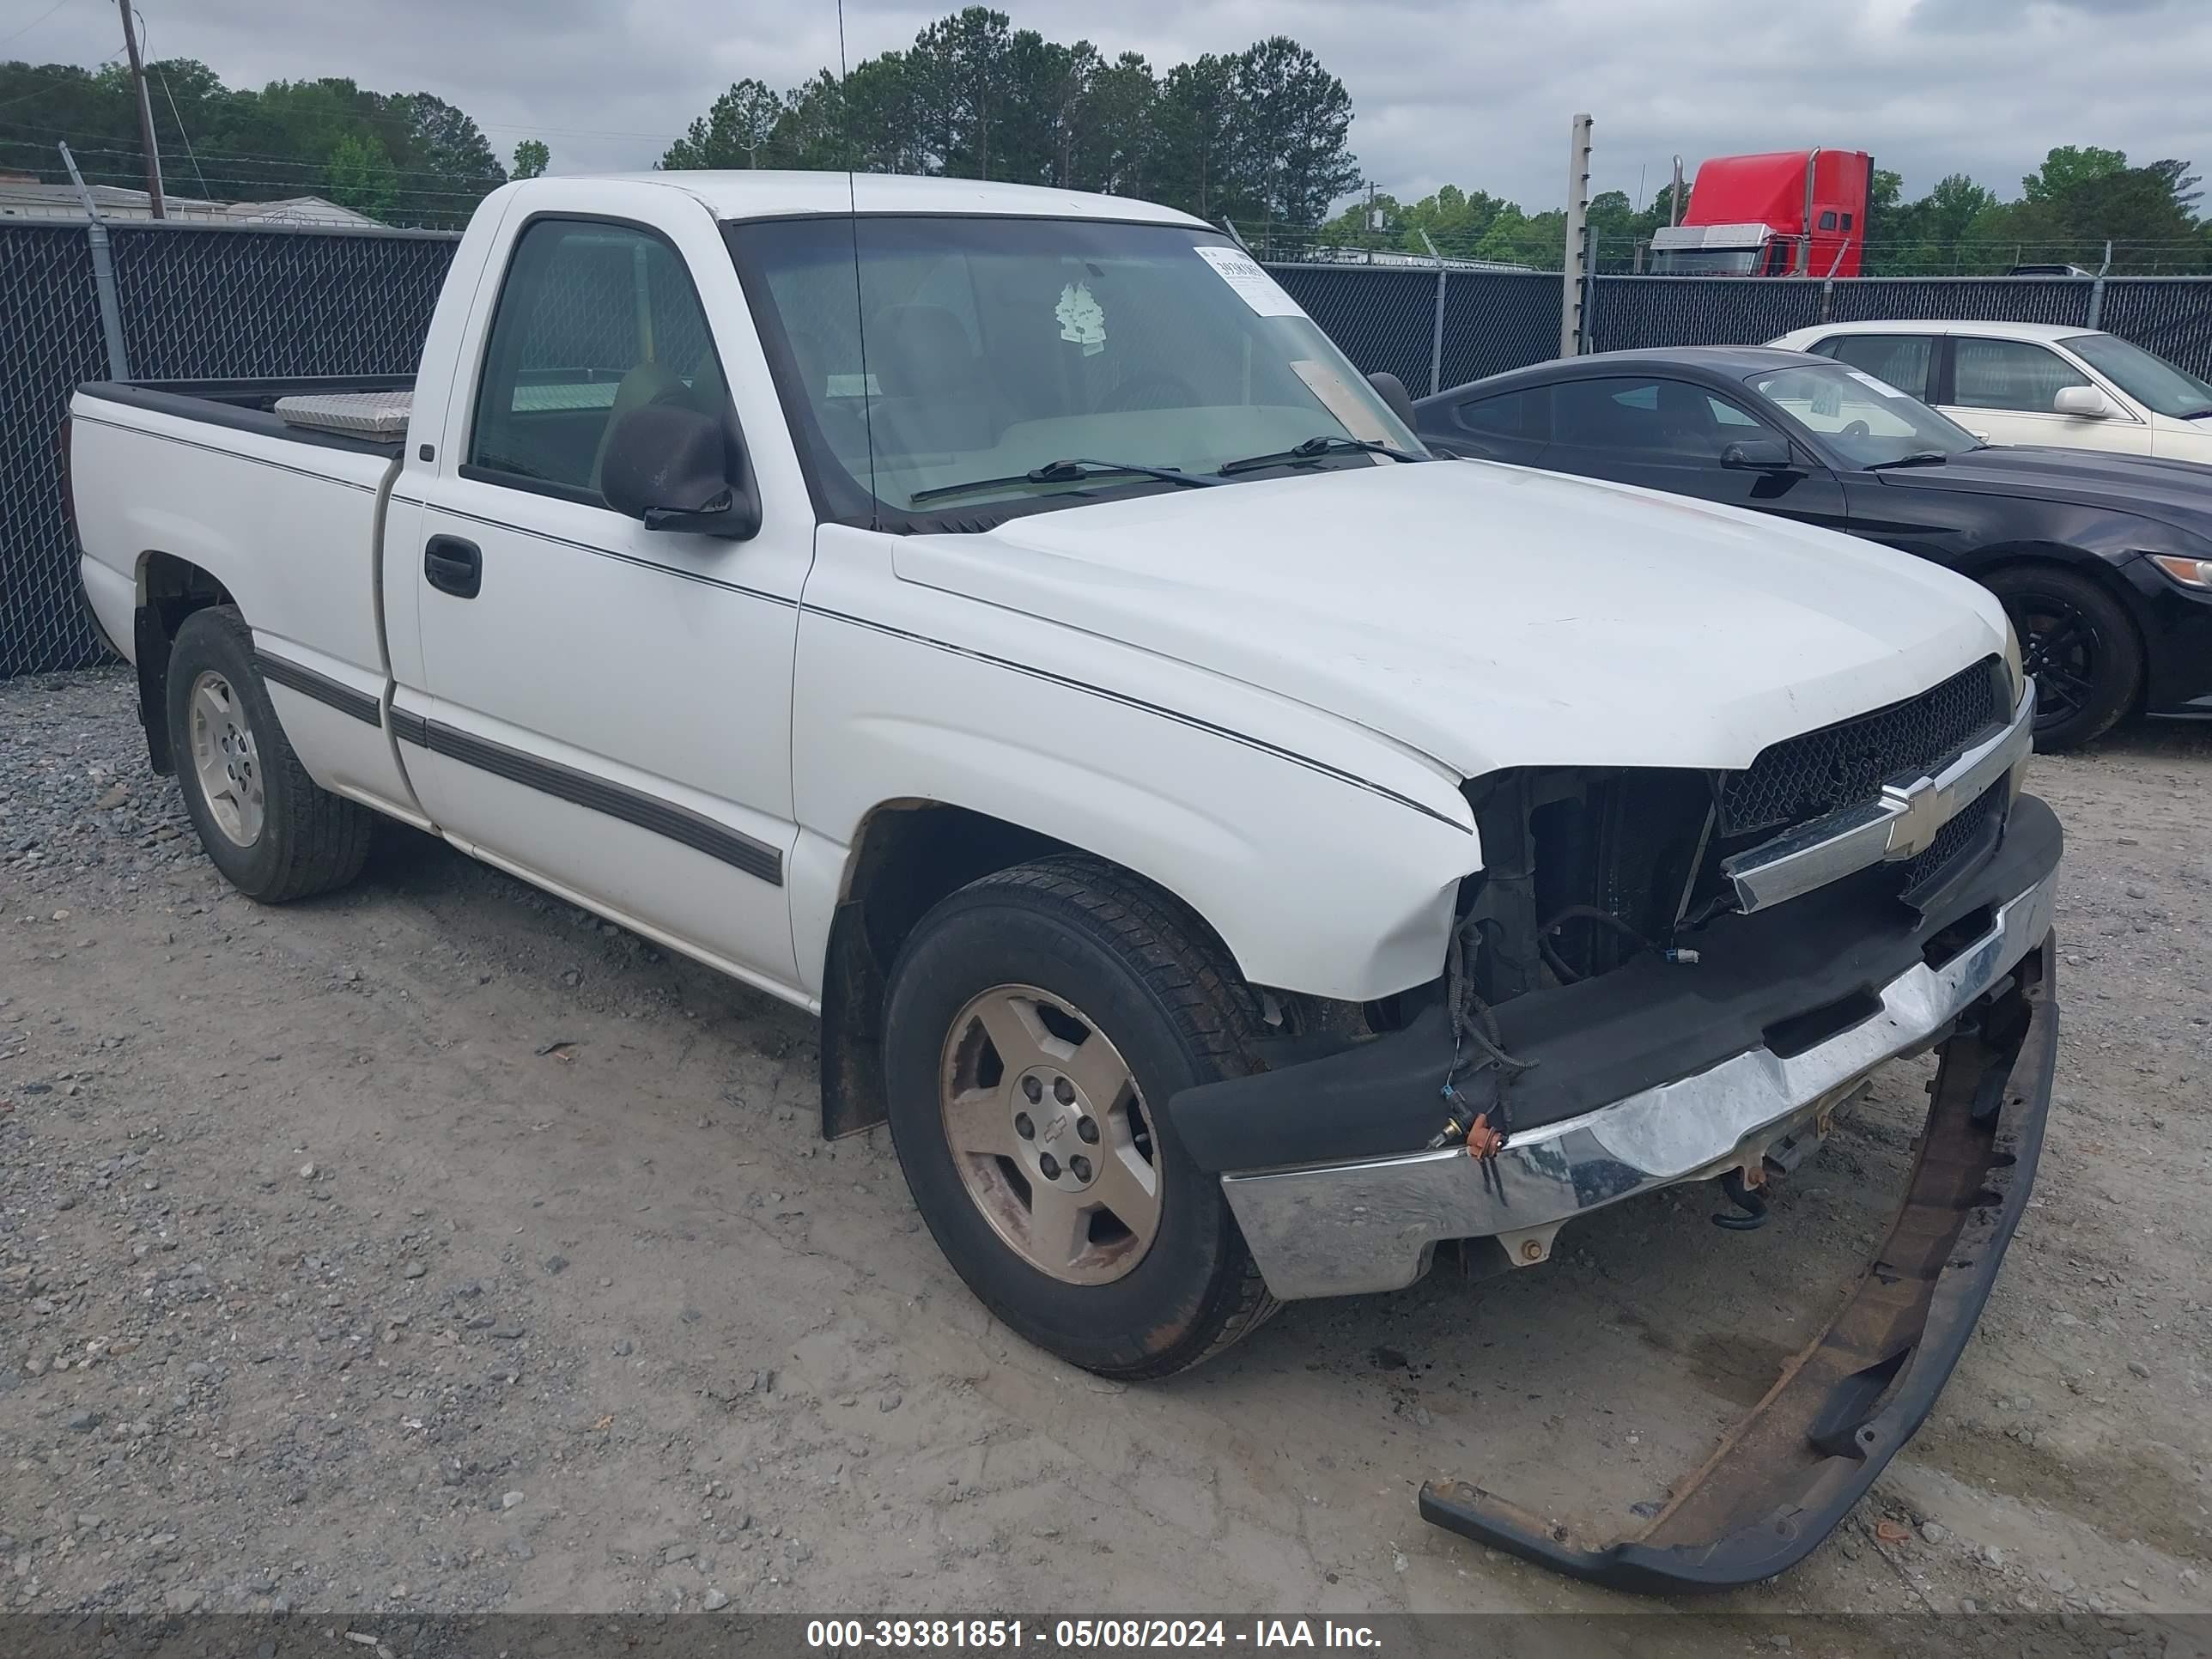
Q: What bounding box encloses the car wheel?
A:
[166,605,374,902]
[881,856,1278,1379]
[1984,566,2142,751]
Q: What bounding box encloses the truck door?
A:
[398,209,809,994]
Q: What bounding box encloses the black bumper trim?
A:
[1417,934,2057,1593]
[1172,794,2061,1173]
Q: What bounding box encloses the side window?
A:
[1814,333,1933,401]
[470,219,725,502]
[1817,210,1838,231]
[1552,376,1771,459]
[1953,339,2092,412]
[1454,386,1548,443]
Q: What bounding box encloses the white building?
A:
[0,176,386,228]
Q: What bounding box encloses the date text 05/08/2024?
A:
[805,1621,1383,1650]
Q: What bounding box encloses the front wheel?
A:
[1984,565,2142,752]
[881,857,1277,1379]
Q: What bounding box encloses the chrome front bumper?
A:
[1220,866,2059,1302]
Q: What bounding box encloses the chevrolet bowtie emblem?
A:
[1881,775,1947,860]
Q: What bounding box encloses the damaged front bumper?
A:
[1213,863,2056,1299]
[1420,934,2057,1591]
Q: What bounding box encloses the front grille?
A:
[1718,658,2009,838]
[1899,780,2005,896]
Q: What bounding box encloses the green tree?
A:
[660,76,785,168]
[1231,36,1359,228]
[2022,144,2128,204]
[1079,52,1157,196]
[1149,54,1244,221]
[512,139,549,179]
[325,131,400,221]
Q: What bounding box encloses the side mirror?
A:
[1367,370,1418,429]
[2053,385,2114,419]
[600,402,760,538]
[1720,437,1795,471]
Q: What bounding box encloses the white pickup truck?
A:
[70,172,2061,1590]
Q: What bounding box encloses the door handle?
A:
[424,535,482,599]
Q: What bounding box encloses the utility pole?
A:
[117,0,167,218]
[1559,112,1593,359]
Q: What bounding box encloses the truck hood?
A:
[890,460,2008,780]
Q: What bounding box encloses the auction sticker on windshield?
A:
[1194,245,1304,317]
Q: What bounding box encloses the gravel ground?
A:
[0,666,2206,1644]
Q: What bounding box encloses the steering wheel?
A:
[1095,372,1200,414]
[1840,418,1871,439]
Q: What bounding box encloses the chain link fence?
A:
[0,221,458,678]
[8,219,2212,680]
[2,225,128,679]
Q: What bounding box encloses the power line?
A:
[0,0,77,52]
[151,58,205,199]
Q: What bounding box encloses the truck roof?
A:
[1686,149,1863,232]
[562,170,1212,228]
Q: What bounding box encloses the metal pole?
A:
[1420,228,1447,396]
[2086,240,2112,330]
[1581,208,1600,355]
[60,143,133,381]
[117,0,167,217]
[1559,112,1593,358]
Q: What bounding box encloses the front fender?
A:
[789,541,1480,1005]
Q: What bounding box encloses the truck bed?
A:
[76,375,417,460]
[70,374,420,827]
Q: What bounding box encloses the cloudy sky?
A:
[12,0,2212,212]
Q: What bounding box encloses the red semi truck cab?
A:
[1649,149,1873,276]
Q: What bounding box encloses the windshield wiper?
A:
[1216,434,1428,477]
[2175,406,2212,421]
[1863,449,1952,471]
[909,458,1220,506]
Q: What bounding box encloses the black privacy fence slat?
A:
[107,222,459,380]
[2098,279,2212,379]
[2,226,121,678]
[6,216,2212,681]
[1438,272,1561,389]
[1267,265,1443,392]
[1824,276,2094,331]
[1591,276,1824,353]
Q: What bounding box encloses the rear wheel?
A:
[881,857,1277,1378]
[1984,565,2142,751]
[166,606,374,902]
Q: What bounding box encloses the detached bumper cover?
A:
[1217,862,2057,1302]
[1419,935,2057,1592]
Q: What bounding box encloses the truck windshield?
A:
[1650,246,1765,276]
[1749,362,1984,467]
[2063,332,2212,418]
[726,215,1425,522]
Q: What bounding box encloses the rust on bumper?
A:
[1419,932,2058,1594]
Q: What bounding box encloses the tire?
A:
[165,605,374,902]
[1984,564,2143,752]
[881,856,1278,1379]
